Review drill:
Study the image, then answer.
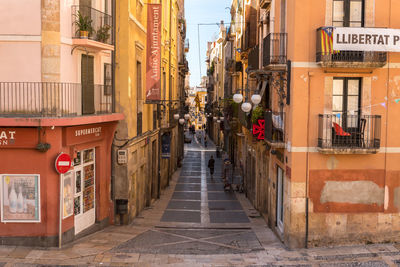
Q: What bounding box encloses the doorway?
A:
[73,148,96,234]
[276,166,284,232]
[81,54,95,115]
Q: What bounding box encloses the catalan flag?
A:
[321,27,339,55]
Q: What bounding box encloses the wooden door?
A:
[81,54,95,115]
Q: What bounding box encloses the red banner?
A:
[146,4,162,101]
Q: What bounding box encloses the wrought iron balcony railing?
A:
[265,111,285,144]
[0,82,112,117]
[318,114,381,151]
[71,5,114,45]
[263,33,287,67]
[316,27,386,68]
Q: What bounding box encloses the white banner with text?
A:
[333,27,400,52]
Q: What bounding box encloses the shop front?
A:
[0,120,119,246]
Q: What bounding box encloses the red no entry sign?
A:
[55,153,72,174]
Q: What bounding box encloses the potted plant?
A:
[73,10,93,38]
[251,105,264,124]
[96,24,111,43]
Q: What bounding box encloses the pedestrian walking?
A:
[208,155,215,179]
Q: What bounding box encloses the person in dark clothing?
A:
[208,156,215,178]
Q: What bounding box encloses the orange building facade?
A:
[209,0,400,248]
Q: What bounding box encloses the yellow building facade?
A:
[114,0,186,224]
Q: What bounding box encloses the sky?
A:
[185,0,232,87]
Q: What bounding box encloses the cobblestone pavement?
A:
[2,133,400,266]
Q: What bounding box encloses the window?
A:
[333,0,364,27]
[137,61,142,113]
[332,77,361,128]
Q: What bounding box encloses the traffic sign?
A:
[55,153,72,174]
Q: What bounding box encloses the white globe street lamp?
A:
[217,119,221,123]
[184,114,190,120]
[251,94,261,105]
[174,114,180,120]
[213,116,217,121]
[233,93,243,104]
[241,102,252,113]
[179,118,185,125]
[220,116,224,121]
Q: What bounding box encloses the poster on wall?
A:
[62,171,74,219]
[1,174,40,223]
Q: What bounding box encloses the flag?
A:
[321,27,339,55]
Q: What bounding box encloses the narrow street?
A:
[1,134,400,266]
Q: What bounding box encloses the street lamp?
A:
[184,113,190,120]
[179,118,185,125]
[241,102,252,113]
[174,113,180,120]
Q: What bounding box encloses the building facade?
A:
[113,0,188,224]
[0,0,123,246]
[208,0,400,248]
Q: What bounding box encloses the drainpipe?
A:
[168,0,173,182]
[305,71,313,248]
[111,0,117,214]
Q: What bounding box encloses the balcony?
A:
[263,33,287,69]
[71,5,114,51]
[264,111,285,148]
[0,82,112,118]
[316,27,386,68]
[317,114,381,154]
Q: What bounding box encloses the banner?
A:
[333,27,400,52]
[146,4,162,101]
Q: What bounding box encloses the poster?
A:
[62,171,74,219]
[1,174,40,222]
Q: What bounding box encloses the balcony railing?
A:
[318,114,381,152]
[71,5,113,45]
[0,82,112,117]
[263,33,287,67]
[265,111,285,145]
[316,27,386,68]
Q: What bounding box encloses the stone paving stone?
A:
[161,210,201,223]
[0,263,5,267]
[166,200,201,210]
[171,192,201,200]
[174,184,201,191]
[208,201,243,210]
[207,183,225,191]
[177,178,201,184]
[320,261,389,267]
[209,211,250,223]
[208,192,237,201]
[161,229,246,239]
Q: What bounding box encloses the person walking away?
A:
[208,156,215,179]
